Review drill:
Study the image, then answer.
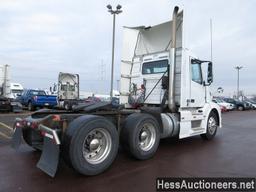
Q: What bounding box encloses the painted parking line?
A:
[0,112,32,118]
[0,122,13,131]
[0,131,11,139]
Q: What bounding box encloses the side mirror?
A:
[207,62,213,84]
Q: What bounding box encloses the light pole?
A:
[107,4,122,99]
[235,66,243,99]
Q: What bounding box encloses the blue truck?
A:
[16,89,57,111]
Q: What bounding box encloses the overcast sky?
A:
[0,0,255,96]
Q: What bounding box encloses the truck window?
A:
[69,85,75,91]
[22,90,27,96]
[142,60,168,74]
[30,90,46,95]
[61,85,67,91]
[191,62,203,84]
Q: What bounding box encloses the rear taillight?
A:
[33,96,38,101]
[25,121,38,129]
[15,121,22,128]
[40,131,46,137]
[52,115,61,121]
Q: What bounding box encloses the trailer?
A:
[0,64,11,97]
[12,6,221,177]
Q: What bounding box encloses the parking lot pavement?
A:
[0,112,32,144]
[0,111,256,192]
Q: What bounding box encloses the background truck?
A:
[50,72,83,110]
[12,6,221,177]
[9,83,24,99]
[16,89,57,111]
[0,64,10,97]
[0,64,22,112]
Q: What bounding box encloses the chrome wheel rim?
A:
[138,123,156,151]
[82,128,112,164]
[208,117,217,135]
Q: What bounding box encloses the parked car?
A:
[223,98,250,111]
[212,98,235,111]
[244,100,256,109]
[250,100,256,109]
[16,89,57,111]
[220,105,228,113]
[0,96,23,112]
[0,96,11,112]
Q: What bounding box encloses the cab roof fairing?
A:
[122,10,184,59]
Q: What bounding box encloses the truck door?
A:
[189,58,205,108]
[19,90,27,104]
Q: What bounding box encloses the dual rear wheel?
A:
[121,113,160,160]
[62,115,119,176]
[62,112,218,176]
[62,113,160,176]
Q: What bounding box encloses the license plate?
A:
[45,103,49,106]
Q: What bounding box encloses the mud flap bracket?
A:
[36,124,61,177]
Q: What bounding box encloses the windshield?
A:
[30,90,46,96]
[142,60,168,74]
[214,98,224,103]
[12,90,23,94]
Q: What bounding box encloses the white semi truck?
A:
[12,6,221,177]
[0,65,23,112]
[0,65,24,99]
[0,64,11,97]
[56,72,80,110]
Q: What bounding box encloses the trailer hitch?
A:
[36,124,61,177]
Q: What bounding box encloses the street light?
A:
[107,4,122,99]
[235,66,243,99]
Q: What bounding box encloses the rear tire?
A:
[28,102,35,111]
[64,103,70,110]
[121,113,160,160]
[201,112,218,140]
[62,115,119,175]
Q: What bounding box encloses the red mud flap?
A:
[36,124,61,177]
[11,118,23,150]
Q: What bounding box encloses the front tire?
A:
[238,106,244,111]
[121,113,160,160]
[63,115,119,176]
[201,112,218,140]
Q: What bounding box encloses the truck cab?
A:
[120,8,221,139]
[57,72,80,110]
[9,83,23,99]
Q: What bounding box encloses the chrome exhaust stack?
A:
[168,6,179,112]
